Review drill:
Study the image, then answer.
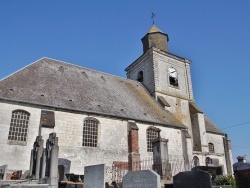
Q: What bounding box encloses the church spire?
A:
[141,24,169,53]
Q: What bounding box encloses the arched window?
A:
[208,143,214,153]
[8,110,30,143]
[168,67,178,87]
[83,118,99,147]
[193,156,200,167]
[206,157,213,166]
[146,127,158,152]
[137,71,144,82]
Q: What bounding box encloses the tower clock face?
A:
[168,68,177,78]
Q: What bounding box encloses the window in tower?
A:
[168,67,178,87]
[137,71,144,82]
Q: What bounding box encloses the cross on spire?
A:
[151,12,156,25]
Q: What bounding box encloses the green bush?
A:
[215,175,236,188]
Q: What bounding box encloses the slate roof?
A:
[0,57,185,129]
[147,24,164,33]
[204,115,225,135]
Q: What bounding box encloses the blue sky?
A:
[1,1,250,162]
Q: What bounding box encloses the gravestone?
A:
[192,166,223,182]
[122,170,160,188]
[0,165,8,180]
[44,133,59,188]
[58,158,71,174]
[152,138,171,180]
[29,136,44,179]
[233,156,250,188]
[84,164,105,188]
[58,165,65,182]
[58,158,71,181]
[173,170,212,188]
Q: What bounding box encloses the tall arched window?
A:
[8,110,30,144]
[146,127,158,152]
[208,143,214,153]
[83,118,99,147]
[137,71,144,82]
[193,156,200,167]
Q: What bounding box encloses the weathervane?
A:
[151,12,156,25]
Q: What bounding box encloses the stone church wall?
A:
[0,101,186,175]
[0,102,41,171]
[137,122,184,159]
[47,112,129,174]
[0,101,230,176]
[153,51,190,100]
[126,51,155,94]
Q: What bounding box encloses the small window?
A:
[208,143,214,153]
[137,71,144,82]
[8,110,30,144]
[193,156,200,167]
[168,67,178,87]
[146,127,158,152]
[206,157,212,166]
[82,118,99,147]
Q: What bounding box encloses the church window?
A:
[168,67,178,87]
[147,127,158,152]
[137,71,144,82]
[8,110,30,144]
[208,143,215,153]
[206,157,213,166]
[82,118,99,147]
[193,156,200,167]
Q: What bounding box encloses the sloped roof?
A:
[189,102,224,135]
[204,115,225,135]
[0,57,185,129]
[147,24,164,34]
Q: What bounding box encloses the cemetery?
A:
[0,132,240,188]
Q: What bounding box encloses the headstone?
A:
[29,136,44,179]
[58,165,65,182]
[122,170,160,188]
[58,158,71,174]
[58,158,71,182]
[44,133,59,188]
[0,165,8,180]
[192,166,223,182]
[233,157,250,188]
[173,170,212,188]
[152,138,171,180]
[84,164,105,188]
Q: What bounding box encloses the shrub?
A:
[215,175,236,188]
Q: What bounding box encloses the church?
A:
[0,24,233,179]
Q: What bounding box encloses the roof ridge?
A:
[42,57,143,85]
[0,57,46,82]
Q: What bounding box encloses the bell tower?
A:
[125,24,194,128]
